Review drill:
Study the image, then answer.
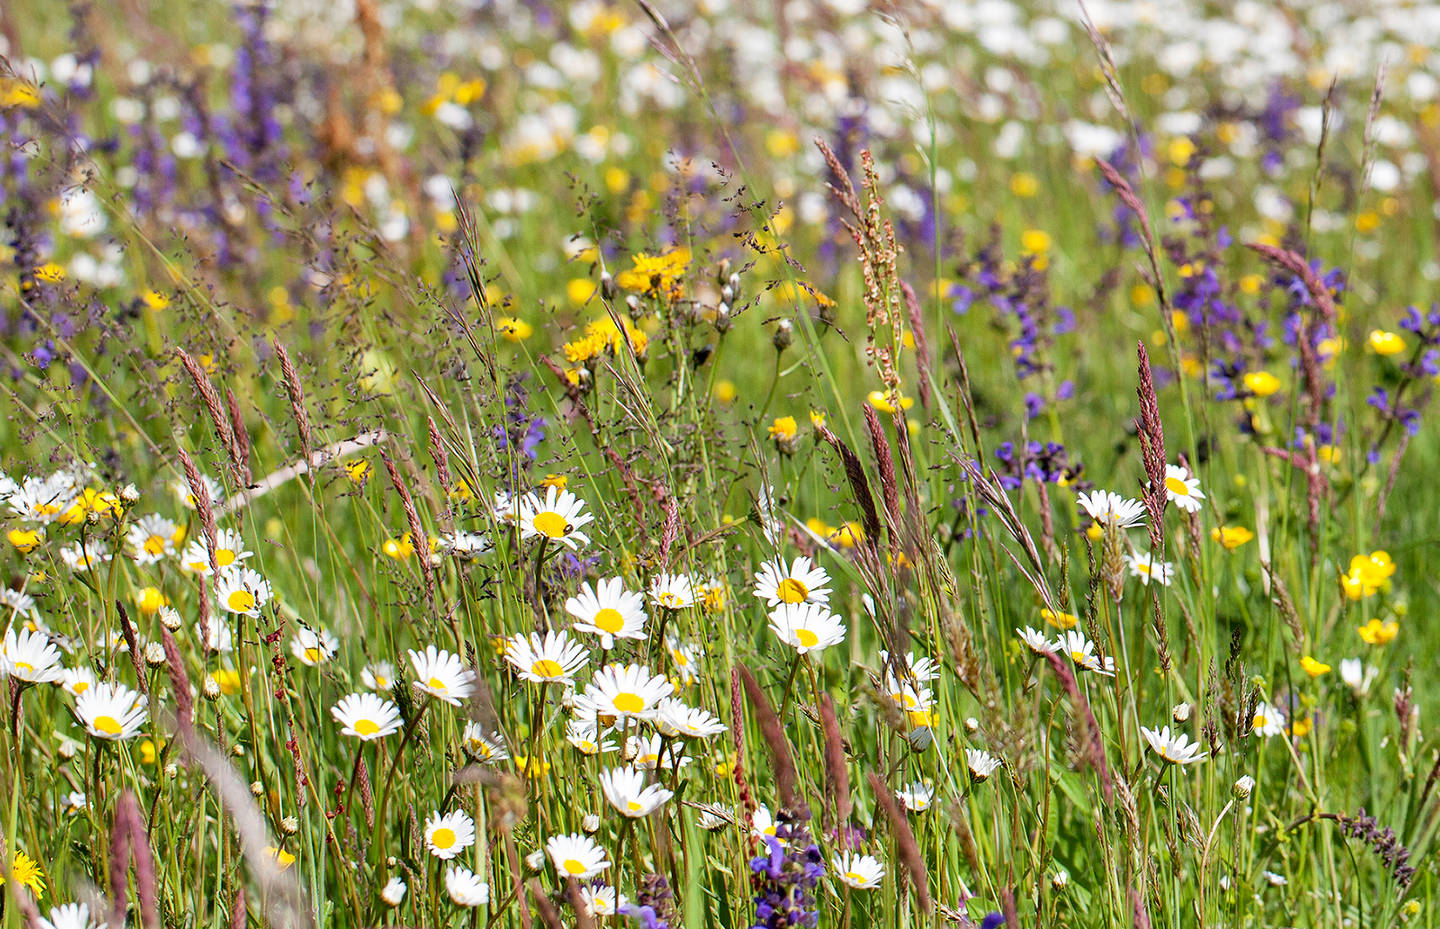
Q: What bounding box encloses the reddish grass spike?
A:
[1129,886,1153,929]
[271,337,313,461]
[736,663,801,815]
[814,422,882,549]
[176,348,248,485]
[863,404,901,539]
[108,795,133,929]
[1094,158,1155,247]
[115,601,150,698]
[426,416,451,490]
[229,887,247,929]
[1135,342,1168,554]
[225,388,251,477]
[729,666,754,822]
[865,770,932,913]
[658,493,680,564]
[566,878,597,929]
[159,625,194,737]
[900,281,933,410]
[818,694,851,827]
[528,879,564,928]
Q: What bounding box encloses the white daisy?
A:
[1126,552,1174,587]
[750,805,784,844]
[125,514,182,564]
[545,833,610,879]
[599,765,673,817]
[462,721,510,763]
[1248,700,1286,738]
[60,666,97,697]
[767,601,846,655]
[1016,626,1057,655]
[832,853,885,890]
[518,486,593,550]
[752,555,832,607]
[652,697,726,739]
[362,662,396,692]
[409,645,476,705]
[290,627,338,666]
[878,649,940,684]
[195,618,233,653]
[503,630,589,684]
[574,663,672,721]
[37,903,106,929]
[1077,489,1146,529]
[625,732,690,770]
[444,865,490,906]
[896,781,934,812]
[1340,658,1377,697]
[440,530,492,559]
[565,577,647,649]
[331,692,403,740]
[1055,630,1116,677]
[665,636,700,686]
[1140,725,1208,765]
[966,748,1002,780]
[1,627,63,683]
[174,474,225,510]
[1160,464,1205,513]
[424,809,477,860]
[9,474,75,524]
[60,541,111,572]
[578,885,628,917]
[648,573,695,610]
[215,566,272,616]
[0,588,37,618]
[75,682,149,740]
[179,528,252,575]
[566,718,617,756]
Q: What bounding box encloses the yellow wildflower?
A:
[1210,526,1254,550]
[1299,656,1331,678]
[1357,618,1398,645]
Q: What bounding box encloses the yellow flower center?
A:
[795,629,819,649]
[1253,714,1267,730]
[1164,476,1189,496]
[228,590,256,612]
[72,681,89,693]
[612,692,645,714]
[531,659,564,679]
[144,535,166,555]
[354,718,380,736]
[532,511,569,539]
[431,827,456,849]
[593,607,625,633]
[627,800,643,813]
[659,593,682,608]
[217,549,236,567]
[94,714,123,735]
[427,676,448,692]
[562,859,587,875]
[1070,650,1088,664]
[845,871,865,883]
[775,578,809,604]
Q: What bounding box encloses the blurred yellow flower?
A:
[1041,608,1078,630]
[615,247,689,296]
[768,417,798,442]
[1299,656,1331,678]
[1357,618,1398,645]
[1243,371,1280,397]
[1211,526,1254,550]
[1368,330,1406,356]
[496,317,533,341]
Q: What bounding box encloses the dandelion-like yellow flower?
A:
[768,417,798,442]
[1368,329,1406,356]
[614,247,689,297]
[1357,618,1398,646]
[1210,526,1254,550]
[1243,371,1280,397]
[1299,656,1331,678]
[1,850,45,896]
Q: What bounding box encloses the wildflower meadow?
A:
[3,0,1440,927]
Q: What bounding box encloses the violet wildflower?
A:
[749,811,824,929]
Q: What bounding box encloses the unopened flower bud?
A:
[524,850,545,871]
[164,763,179,779]
[715,303,731,333]
[582,813,600,834]
[772,318,793,352]
[965,717,980,732]
[1233,775,1255,799]
[159,606,182,631]
[625,294,641,313]
[721,284,734,304]
[1052,870,1069,890]
[281,816,299,835]
[59,741,77,761]
[727,272,740,297]
[715,258,731,286]
[120,483,140,503]
[203,676,221,700]
[600,271,616,300]
[232,744,246,757]
[1172,703,1191,723]
[250,780,264,797]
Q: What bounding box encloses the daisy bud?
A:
[281,816,299,835]
[524,850,545,872]
[203,676,221,700]
[59,740,77,760]
[728,272,740,297]
[164,763,179,779]
[1233,775,1255,799]
[965,717,980,732]
[715,258,731,286]
[1052,871,1069,890]
[144,642,167,667]
[159,606,182,631]
[86,508,101,525]
[386,856,397,868]
[250,780,264,797]
[232,744,246,757]
[381,876,407,907]
[582,813,600,834]
[715,303,731,333]
[772,318,793,352]
[721,284,734,304]
[120,483,140,503]
[625,294,640,313]
[600,271,616,300]
[1172,703,1191,723]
